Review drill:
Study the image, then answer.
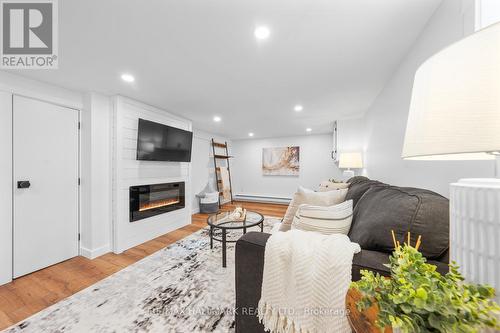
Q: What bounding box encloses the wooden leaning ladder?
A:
[211,139,234,208]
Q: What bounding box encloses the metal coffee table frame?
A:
[207,212,264,267]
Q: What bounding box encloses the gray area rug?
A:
[4,218,280,333]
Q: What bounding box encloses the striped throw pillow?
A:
[291,200,353,235]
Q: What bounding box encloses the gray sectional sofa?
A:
[234,176,450,333]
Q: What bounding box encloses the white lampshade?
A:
[402,22,500,160]
[338,152,363,169]
[402,22,500,301]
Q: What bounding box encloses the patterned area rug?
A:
[4,217,280,333]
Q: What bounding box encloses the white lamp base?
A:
[342,170,355,181]
[450,178,500,303]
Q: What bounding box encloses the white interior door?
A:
[13,95,79,278]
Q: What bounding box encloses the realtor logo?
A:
[1,0,58,68]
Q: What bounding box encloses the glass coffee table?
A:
[207,211,264,267]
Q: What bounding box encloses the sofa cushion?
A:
[348,186,449,259]
[291,200,353,235]
[318,181,349,191]
[352,249,449,281]
[347,176,370,184]
[345,178,386,207]
[279,186,348,231]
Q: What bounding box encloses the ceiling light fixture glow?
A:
[121,73,135,83]
[294,105,303,112]
[213,116,222,122]
[254,26,271,40]
[248,132,254,137]
[306,128,312,132]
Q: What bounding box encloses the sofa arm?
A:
[235,232,271,333]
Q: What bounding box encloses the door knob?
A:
[17,181,31,189]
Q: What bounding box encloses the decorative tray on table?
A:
[214,207,247,223]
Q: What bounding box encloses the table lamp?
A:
[402,22,500,300]
[338,152,363,181]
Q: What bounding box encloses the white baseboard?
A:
[0,276,11,286]
[234,193,291,205]
[80,244,111,259]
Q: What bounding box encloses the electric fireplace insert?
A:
[129,182,185,222]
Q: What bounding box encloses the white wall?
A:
[191,129,230,213]
[231,134,342,201]
[80,92,113,259]
[337,118,366,173]
[337,118,364,153]
[476,0,500,30]
[0,71,83,109]
[343,0,495,197]
[112,96,192,253]
[0,92,13,285]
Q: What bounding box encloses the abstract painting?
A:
[262,146,300,176]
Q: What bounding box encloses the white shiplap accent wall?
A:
[112,96,192,253]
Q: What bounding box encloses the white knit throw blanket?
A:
[258,230,361,333]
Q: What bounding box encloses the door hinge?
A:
[78,233,81,241]
[78,178,81,186]
[78,122,81,130]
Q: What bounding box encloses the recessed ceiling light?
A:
[294,105,303,112]
[121,73,135,83]
[213,116,222,122]
[306,128,312,132]
[248,132,254,137]
[254,26,270,40]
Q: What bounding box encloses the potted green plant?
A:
[351,234,500,333]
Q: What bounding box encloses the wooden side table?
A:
[346,288,392,333]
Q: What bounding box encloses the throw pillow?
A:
[279,186,348,231]
[317,180,349,192]
[291,200,353,235]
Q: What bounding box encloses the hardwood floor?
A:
[0,201,286,330]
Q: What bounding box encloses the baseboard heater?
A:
[234,194,291,205]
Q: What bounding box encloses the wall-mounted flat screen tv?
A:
[136,118,193,162]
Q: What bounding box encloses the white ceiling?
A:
[9,0,442,139]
